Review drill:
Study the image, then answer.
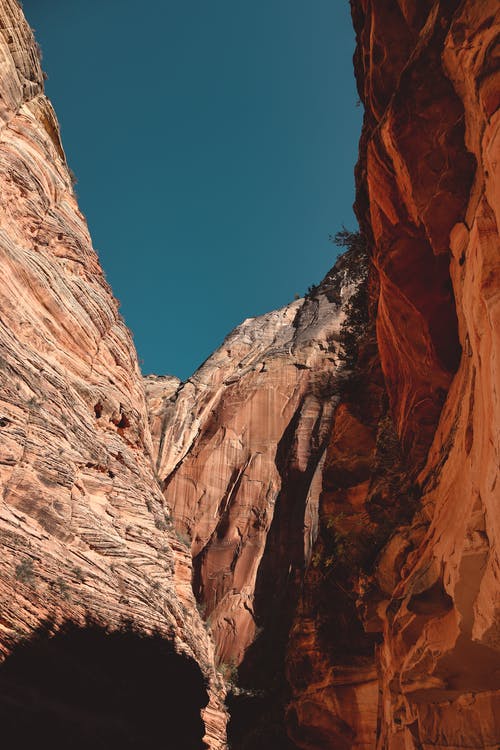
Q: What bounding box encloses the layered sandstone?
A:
[289,1,499,746]
[146,257,359,668]
[348,1,500,748]
[0,1,226,745]
[0,0,498,748]
[148,2,500,748]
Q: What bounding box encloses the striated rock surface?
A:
[288,1,499,747]
[0,1,226,746]
[148,2,500,749]
[146,258,358,669]
[0,0,498,747]
[346,0,500,748]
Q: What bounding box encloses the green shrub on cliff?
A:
[15,558,35,585]
[331,227,369,369]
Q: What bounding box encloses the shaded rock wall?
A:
[0,621,209,750]
[146,258,358,669]
[0,0,497,748]
[149,2,499,749]
[282,2,499,746]
[349,0,500,747]
[0,2,226,746]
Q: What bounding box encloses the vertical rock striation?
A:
[349,0,500,747]
[146,257,358,670]
[0,0,498,747]
[149,2,500,748]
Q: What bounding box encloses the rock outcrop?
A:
[146,252,371,746]
[146,258,360,668]
[351,1,500,747]
[283,2,500,747]
[148,2,500,749]
[0,2,226,746]
[0,0,498,748]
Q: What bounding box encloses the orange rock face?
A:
[0,2,226,746]
[146,261,357,668]
[0,0,498,747]
[146,254,372,746]
[349,0,500,747]
[149,2,500,748]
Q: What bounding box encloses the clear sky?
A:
[23,1,362,380]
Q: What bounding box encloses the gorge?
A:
[0,1,498,748]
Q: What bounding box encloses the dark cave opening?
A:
[0,621,208,750]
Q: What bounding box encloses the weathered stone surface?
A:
[349,1,500,748]
[146,261,357,667]
[0,2,226,746]
[1,0,498,747]
[148,2,500,747]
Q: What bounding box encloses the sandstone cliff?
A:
[0,0,498,748]
[146,255,360,668]
[147,2,500,749]
[289,1,500,747]
[146,250,369,747]
[351,1,500,747]
[0,1,226,746]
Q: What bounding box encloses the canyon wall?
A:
[0,0,498,748]
[146,250,369,747]
[0,1,226,746]
[149,1,500,748]
[351,0,500,747]
[289,1,500,747]
[146,255,359,668]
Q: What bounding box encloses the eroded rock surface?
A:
[0,0,498,748]
[149,2,500,749]
[348,1,500,747]
[0,2,226,746]
[146,259,358,667]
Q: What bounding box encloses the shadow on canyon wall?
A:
[0,620,209,750]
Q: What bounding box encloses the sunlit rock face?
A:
[349,0,500,747]
[148,1,500,748]
[146,259,357,667]
[1,0,498,746]
[0,2,226,745]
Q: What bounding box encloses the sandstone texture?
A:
[148,2,500,748]
[146,259,358,667]
[0,0,498,748]
[0,1,226,746]
[349,0,500,747]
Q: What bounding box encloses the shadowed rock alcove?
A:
[0,621,209,749]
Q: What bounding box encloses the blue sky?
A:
[23,1,362,380]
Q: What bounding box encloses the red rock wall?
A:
[288,1,499,747]
[348,1,500,747]
[146,256,369,747]
[146,263,356,669]
[2,0,496,747]
[148,4,499,747]
[150,2,500,748]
